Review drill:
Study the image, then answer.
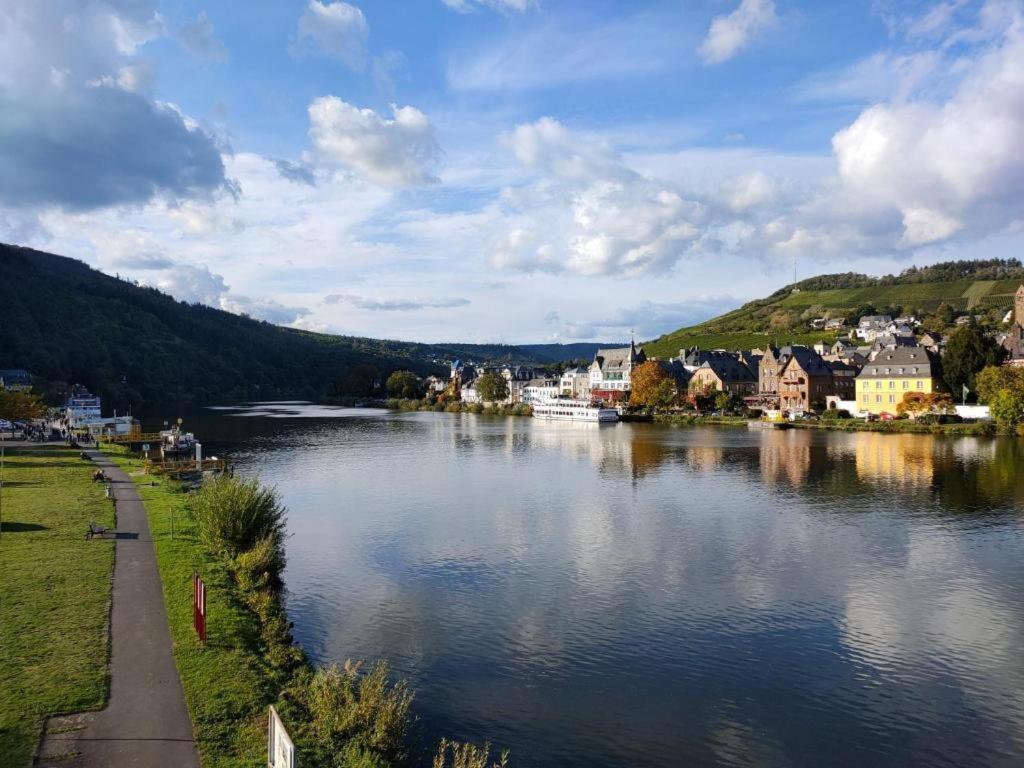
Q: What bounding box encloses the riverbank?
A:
[650,412,1001,436]
[0,446,114,767]
[387,397,533,416]
[99,445,274,766]
[98,445,488,768]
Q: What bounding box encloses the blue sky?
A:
[2,1,1023,343]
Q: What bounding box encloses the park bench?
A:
[86,521,110,539]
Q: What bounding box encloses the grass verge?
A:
[100,444,270,767]
[0,445,114,767]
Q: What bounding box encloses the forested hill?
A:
[0,245,595,411]
[643,259,1024,358]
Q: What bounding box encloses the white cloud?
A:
[493,118,704,276]
[831,14,1024,246]
[292,1,368,71]
[698,0,778,65]
[220,294,311,324]
[309,97,441,186]
[156,263,228,305]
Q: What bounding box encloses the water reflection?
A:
[175,407,1024,768]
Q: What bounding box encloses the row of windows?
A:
[866,379,925,390]
[862,394,899,403]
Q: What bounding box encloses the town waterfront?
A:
[178,404,1024,768]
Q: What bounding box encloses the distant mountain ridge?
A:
[643,259,1024,358]
[0,245,603,411]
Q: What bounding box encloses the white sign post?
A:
[195,442,202,470]
[268,705,295,768]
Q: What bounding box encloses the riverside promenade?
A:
[38,450,199,767]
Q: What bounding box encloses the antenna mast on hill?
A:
[792,253,797,285]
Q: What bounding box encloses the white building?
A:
[589,341,646,403]
[501,365,536,404]
[559,367,591,400]
[856,315,893,341]
[523,377,560,405]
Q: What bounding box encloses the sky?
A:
[1,0,1023,344]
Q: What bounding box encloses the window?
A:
[862,394,868,402]
[889,394,895,403]
[876,395,881,403]
[916,381,923,390]
[875,381,882,390]
[902,381,909,389]
[889,381,895,389]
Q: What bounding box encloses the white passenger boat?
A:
[532,397,619,423]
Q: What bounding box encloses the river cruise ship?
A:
[532,397,619,423]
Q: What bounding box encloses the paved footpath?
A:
[39,450,200,768]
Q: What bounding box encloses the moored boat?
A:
[532,397,618,422]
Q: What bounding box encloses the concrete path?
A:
[39,451,200,768]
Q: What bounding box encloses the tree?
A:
[650,378,679,409]
[896,391,955,418]
[630,361,673,407]
[989,389,1024,430]
[976,365,1024,404]
[0,390,45,422]
[386,370,421,399]
[943,326,1006,399]
[687,383,717,413]
[475,372,508,403]
[713,391,732,412]
[976,365,1024,430]
[854,303,877,320]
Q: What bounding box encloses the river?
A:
[176,404,1024,767]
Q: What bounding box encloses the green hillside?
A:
[644,260,1024,358]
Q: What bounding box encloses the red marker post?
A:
[193,572,207,643]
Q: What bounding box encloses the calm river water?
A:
[180,404,1024,767]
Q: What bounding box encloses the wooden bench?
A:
[86,522,110,539]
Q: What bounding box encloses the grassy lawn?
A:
[100,445,271,767]
[0,446,114,767]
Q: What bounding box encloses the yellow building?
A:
[855,346,942,416]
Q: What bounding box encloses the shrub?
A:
[820,409,851,420]
[298,660,413,765]
[433,738,510,768]
[236,533,286,590]
[189,475,287,558]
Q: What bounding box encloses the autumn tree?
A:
[0,390,45,422]
[475,372,508,403]
[896,391,955,418]
[386,370,421,399]
[630,361,676,408]
[943,326,1006,399]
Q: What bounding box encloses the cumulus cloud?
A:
[0,1,228,211]
[698,0,778,65]
[324,294,470,311]
[831,13,1024,246]
[177,11,229,63]
[308,97,441,186]
[156,263,229,305]
[493,118,704,276]
[292,1,369,71]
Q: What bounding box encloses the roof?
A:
[593,343,645,372]
[697,357,756,383]
[780,346,833,378]
[856,346,937,379]
[0,369,31,383]
[859,314,893,325]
